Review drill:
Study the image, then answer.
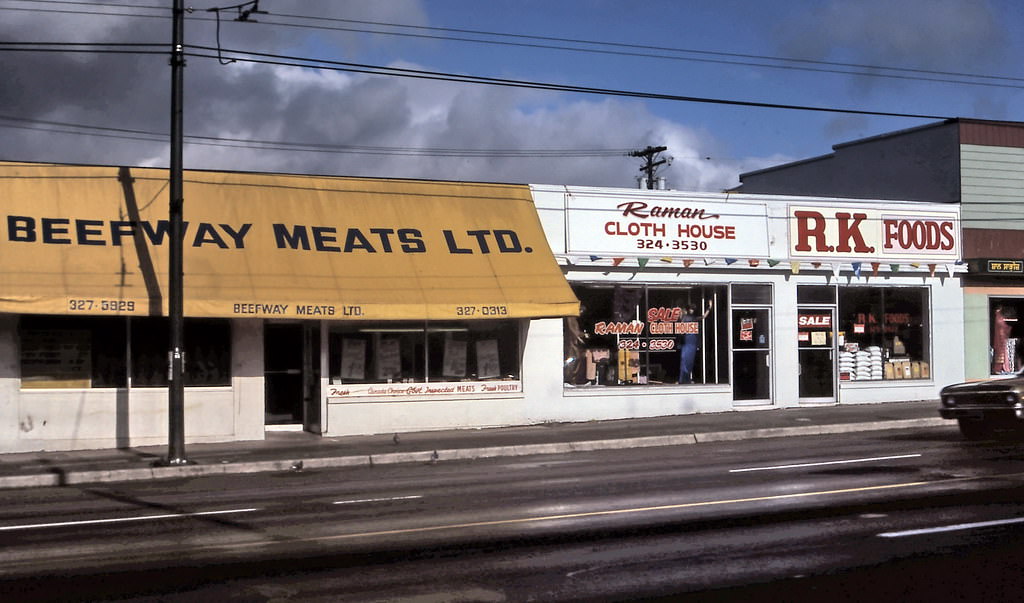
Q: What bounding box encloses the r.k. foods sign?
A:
[787,205,961,262]
[565,193,770,258]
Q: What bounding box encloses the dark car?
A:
[939,371,1024,439]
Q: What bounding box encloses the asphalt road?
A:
[3,424,1024,601]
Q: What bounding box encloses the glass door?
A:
[797,307,836,403]
[732,308,772,403]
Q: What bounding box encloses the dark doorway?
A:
[264,324,304,425]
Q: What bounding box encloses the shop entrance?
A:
[732,307,772,404]
[797,307,836,403]
[264,323,321,431]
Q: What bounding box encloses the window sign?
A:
[340,338,366,380]
[476,339,501,378]
[565,284,729,386]
[442,337,468,377]
[376,338,402,380]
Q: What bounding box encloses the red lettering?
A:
[647,307,682,322]
[794,210,828,252]
[883,218,957,252]
[836,212,873,253]
[940,221,954,250]
[604,221,666,236]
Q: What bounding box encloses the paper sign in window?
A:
[340,338,366,380]
[476,339,500,378]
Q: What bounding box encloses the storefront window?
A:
[838,287,930,381]
[130,318,232,387]
[19,315,231,389]
[19,316,126,388]
[565,284,729,386]
[989,298,1024,375]
[328,320,521,384]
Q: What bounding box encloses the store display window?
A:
[837,287,930,381]
[19,315,231,388]
[328,320,521,385]
[129,318,232,387]
[989,298,1024,375]
[565,284,729,386]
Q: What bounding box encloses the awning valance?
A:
[0,162,579,320]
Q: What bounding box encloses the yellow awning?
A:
[0,162,579,320]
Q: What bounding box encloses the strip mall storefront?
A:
[0,162,578,452]
[0,163,966,453]
[532,185,965,420]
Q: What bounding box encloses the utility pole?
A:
[629,145,669,189]
[166,0,187,465]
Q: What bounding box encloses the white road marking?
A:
[729,453,922,473]
[333,495,423,505]
[878,516,1024,538]
[0,507,259,532]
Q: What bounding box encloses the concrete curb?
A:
[0,417,951,489]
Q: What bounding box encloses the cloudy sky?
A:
[1,0,1022,191]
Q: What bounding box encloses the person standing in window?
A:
[678,300,713,384]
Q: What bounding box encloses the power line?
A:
[245,14,1024,91]
[3,2,1024,91]
[0,40,953,120]
[186,45,951,121]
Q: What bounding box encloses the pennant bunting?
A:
[683,259,694,268]
[790,262,800,274]
[767,259,780,267]
[946,264,955,277]
[831,263,841,277]
[725,258,737,265]
[611,257,625,267]
[928,264,937,276]
[890,264,900,272]
[748,259,760,267]
[637,258,649,269]
[910,262,921,268]
[811,262,821,269]
[703,258,716,266]
[871,262,880,276]
[589,255,600,262]
[852,262,862,277]
[660,257,673,263]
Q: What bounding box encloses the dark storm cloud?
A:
[0,0,748,190]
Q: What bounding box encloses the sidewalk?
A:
[0,400,948,489]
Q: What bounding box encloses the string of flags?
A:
[568,255,964,277]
